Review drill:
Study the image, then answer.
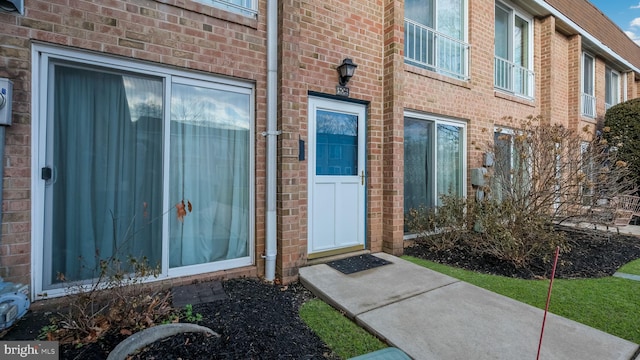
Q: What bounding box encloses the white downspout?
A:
[623,72,628,102]
[263,0,278,282]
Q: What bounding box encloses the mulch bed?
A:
[405,225,640,279]
[4,279,337,360]
[3,225,639,359]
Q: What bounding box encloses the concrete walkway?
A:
[300,253,640,360]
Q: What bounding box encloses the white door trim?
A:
[307,96,366,256]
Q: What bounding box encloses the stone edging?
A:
[106,323,220,360]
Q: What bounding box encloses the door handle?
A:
[360,170,365,185]
[41,166,56,185]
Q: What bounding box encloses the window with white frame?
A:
[582,52,596,118]
[34,45,254,295]
[404,0,469,80]
[494,1,534,98]
[580,141,594,205]
[605,67,620,111]
[404,112,466,231]
[196,0,257,18]
[492,129,532,201]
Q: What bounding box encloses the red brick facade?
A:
[0,0,638,296]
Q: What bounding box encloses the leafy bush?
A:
[404,194,472,252]
[407,194,567,267]
[406,115,635,268]
[603,98,640,192]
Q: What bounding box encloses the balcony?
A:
[404,19,470,80]
[582,93,596,118]
[205,0,257,17]
[494,56,535,99]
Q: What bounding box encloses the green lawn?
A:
[402,256,640,344]
[618,259,640,275]
[299,299,387,359]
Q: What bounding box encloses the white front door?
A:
[308,97,366,256]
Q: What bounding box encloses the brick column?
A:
[567,34,582,132]
[276,0,305,284]
[381,0,405,256]
[539,16,555,124]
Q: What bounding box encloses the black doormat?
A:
[172,281,228,307]
[326,254,392,275]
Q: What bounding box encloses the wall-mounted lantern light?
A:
[336,58,357,97]
[337,58,358,86]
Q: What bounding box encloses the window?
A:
[34,45,254,295]
[581,52,596,118]
[605,67,620,111]
[493,129,531,201]
[404,0,469,80]
[494,1,534,98]
[196,0,257,18]
[404,113,466,230]
[580,142,594,205]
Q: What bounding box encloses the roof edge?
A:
[533,0,640,75]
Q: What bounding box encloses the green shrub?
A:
[407,193,567,268]
[603,98,640,192]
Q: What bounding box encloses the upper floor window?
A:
[581,52,596,118]
[404,0,469,80]
[605,67,620,111]
[196,0,257,18]
[494,1,534,99]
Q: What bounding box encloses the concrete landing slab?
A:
[300,253,458,318]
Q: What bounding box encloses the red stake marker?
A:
[537,246,560,360]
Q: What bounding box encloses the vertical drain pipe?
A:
[0,79,14,248]
[263,0,278,282]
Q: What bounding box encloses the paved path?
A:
[300,253,640,360]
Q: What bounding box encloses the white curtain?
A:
[436,124,462,203]
[51,66,163,283]
[169,84,250,267]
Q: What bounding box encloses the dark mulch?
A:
[3,225,639,359]
[405,225,640,279]
[3,279,337,360]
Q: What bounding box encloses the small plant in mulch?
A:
[39,255,176,346]
[39,200,194,347]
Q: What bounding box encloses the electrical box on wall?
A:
[483,152,494,167]
[0,78,13,126]
[471,167,487,187]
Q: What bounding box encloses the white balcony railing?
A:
[207,0,257,17]
[404,19,470,80]
[494,56,535,99]
[582,93,596,118]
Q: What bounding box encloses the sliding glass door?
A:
[37,47,253,293]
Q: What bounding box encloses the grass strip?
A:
[299,299,387,358]
[618,258,640,275]
[403,256,640,345]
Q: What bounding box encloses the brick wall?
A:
[0,0,639,289]
[277,0,385,282]
[0,0,269,285]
